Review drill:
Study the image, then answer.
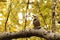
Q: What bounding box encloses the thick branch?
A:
[0,28,60,40]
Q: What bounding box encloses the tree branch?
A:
[24,0,29,29]
[0,28,60,40]
[4,2,12,32]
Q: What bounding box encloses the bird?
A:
[33,15,41,29]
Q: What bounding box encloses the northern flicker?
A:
[33,15,41,29]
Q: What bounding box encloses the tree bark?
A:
[0,28,60,40]
[52,0,56,32]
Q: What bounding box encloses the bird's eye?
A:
[58,21,60,24]
[34,19,36,21]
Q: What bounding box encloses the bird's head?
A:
[32,15,38,21]
[33,15,38,19]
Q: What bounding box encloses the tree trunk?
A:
[52,0,56,32]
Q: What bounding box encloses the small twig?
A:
[24,0,29,30]
[24,0,30,40]
[4,2,11,32]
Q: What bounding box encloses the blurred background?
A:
[0,0,60,40]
